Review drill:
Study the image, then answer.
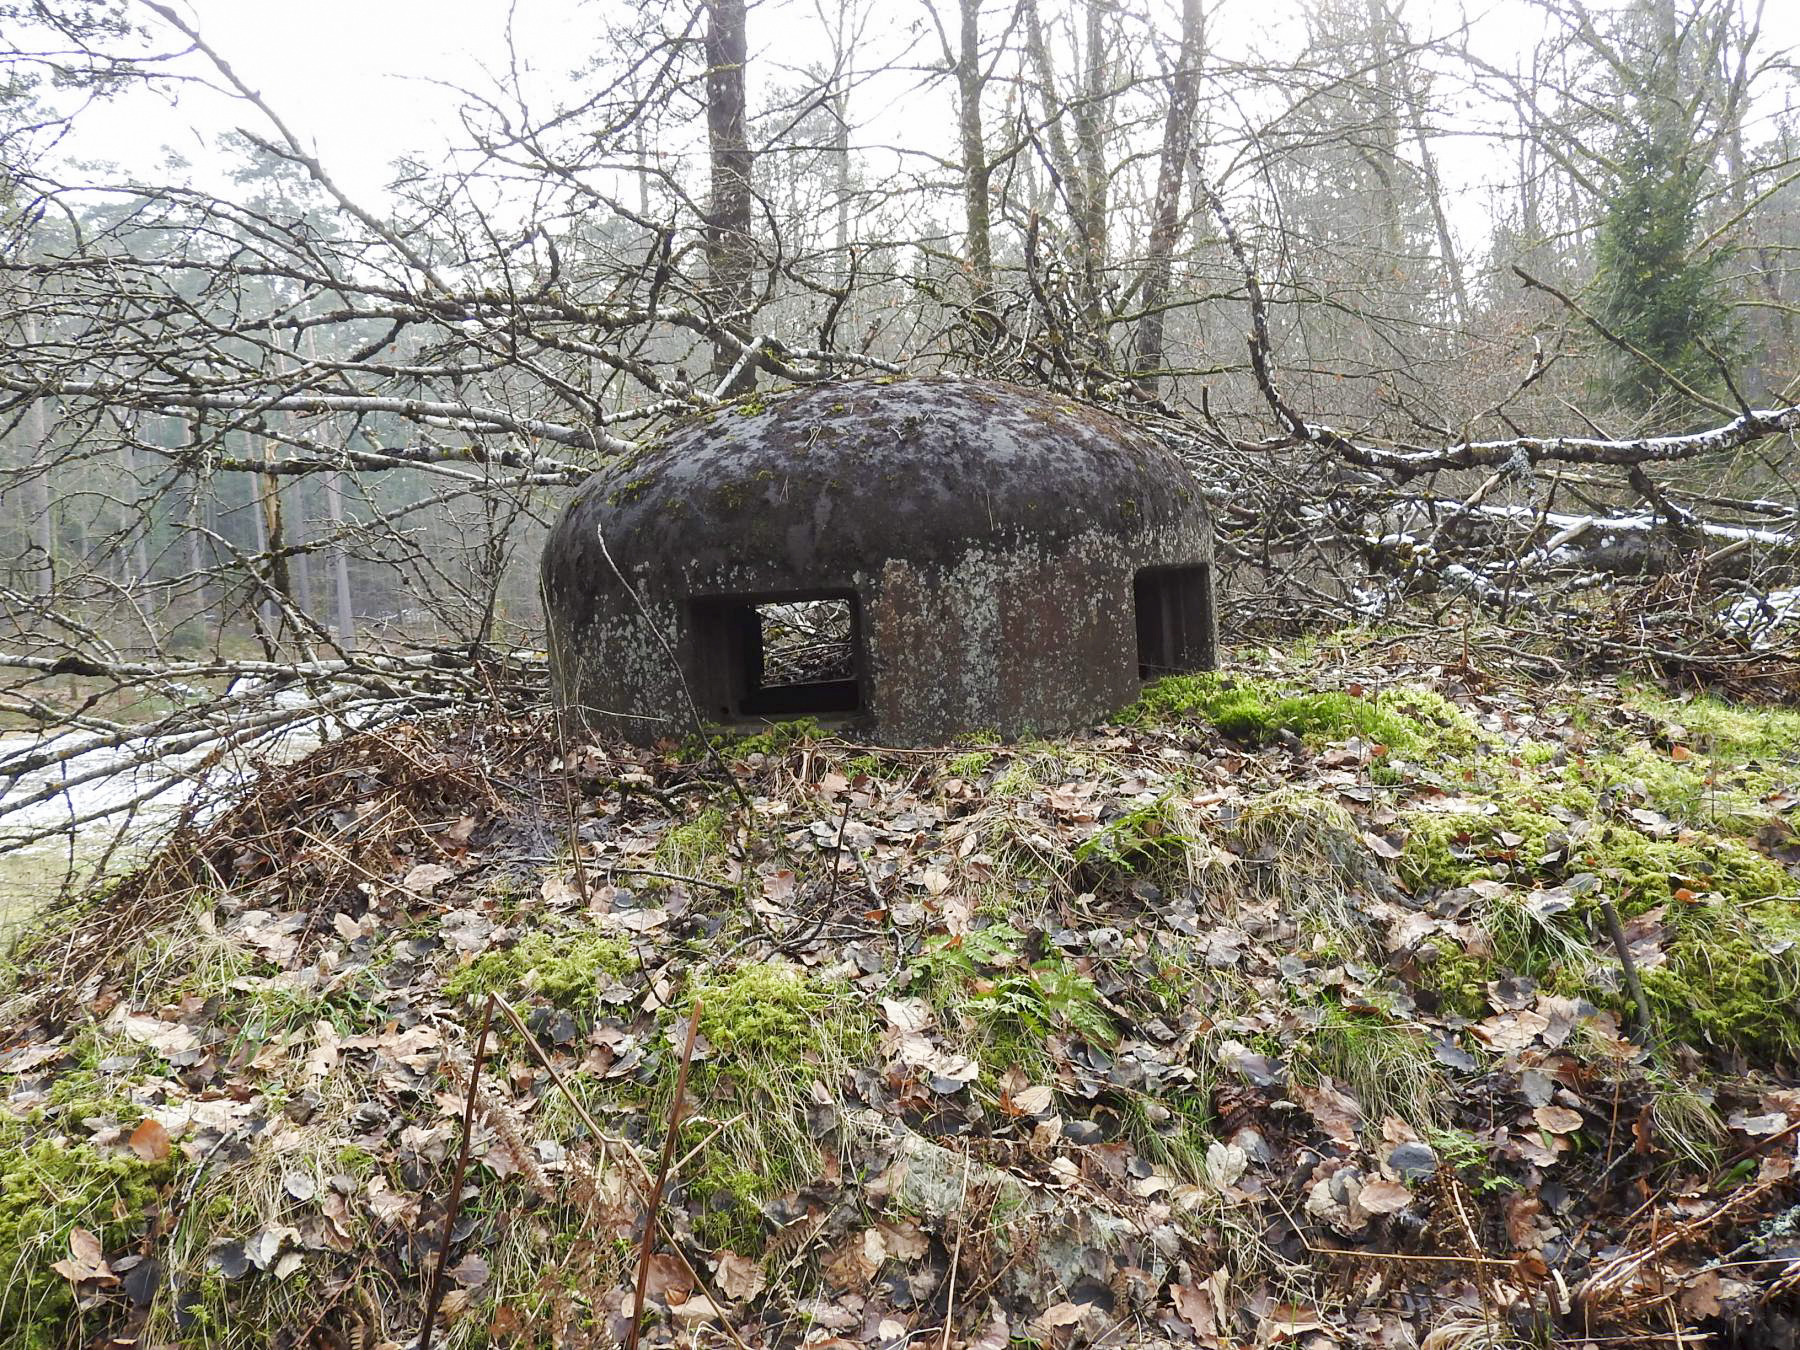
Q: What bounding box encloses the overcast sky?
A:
[50,0,1800,244]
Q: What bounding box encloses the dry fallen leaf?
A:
[1361,830,1403,860]
[447,1253,490,1287]
[129,1117,171,1162]
[1034,1301,1085,1331]
[821,1227,885,1290]
[1357,1178,1414,1213]
[402,862,455,895]
[876,1218,930,1262]
[712,1249,767,1302]
[1680,1269,1722,1318]
[641,1251,692,1305]
[1170,1281,1218,1337]
[1295,1079,1362,1147]
[51,1227,115,1285]
[671,1293,727,1324]
[1533,1105,1584,1136]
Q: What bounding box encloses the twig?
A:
[1713,1113,1800,1178]
[606,865,741,895]
[1599,895,1654,1044]
[626,1000,703,1350]
[939,1146,974,1350]
[821,790,854,915]
[419,993,495,1350]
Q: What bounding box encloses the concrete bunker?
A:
[541,375,1216,746]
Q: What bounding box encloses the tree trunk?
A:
[1024,0,1099,323]
[23,316,55,596]
[1132,0,1204,395]
[1398,62,1470,325]
[704,0,757,396]
[180,417,212,637]
[256,432,292,641]
[322,465,356,649]
[1074,0,1110,331]
[955,0,995,316]
[1362,0,1405,262]
[833,72,852,267]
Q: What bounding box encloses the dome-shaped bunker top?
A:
[553,375,1198,581]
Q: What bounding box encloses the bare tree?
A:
[1,0,1797,865]
[1131,0,1205,393]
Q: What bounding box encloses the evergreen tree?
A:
[1591,0,1739,420]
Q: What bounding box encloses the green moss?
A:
[1590,826,1788,911]
[1639,899,1800,1057]
[37,1077,125,1122]
[692,963,858,1065]
[845,753,906,782]
[445,930,632,1006]
[659,965,873,1226]
[688,1163,768,1252]
[991,760,1038,798]
[720,718,827,760]
[713,481,750,510]
[1389,730,1799,1058]
[946,750,994,779]
[1125,673,1476,757]
[1585,690,1800,837]
[1420,937,1491,1019]
[0,1118,175,1349]
[606,475,654,508]
[1643,933,1800,1058]
[1626,688,1800,765]
[330,1147,373,1181]
[1397,785,1575,892]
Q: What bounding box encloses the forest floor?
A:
[1,628,1798,1350]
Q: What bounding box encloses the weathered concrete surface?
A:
[541,374,1215,745]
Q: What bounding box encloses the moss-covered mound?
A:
[1,633,1796,1349]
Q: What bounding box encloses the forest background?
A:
[3,0,1799,873]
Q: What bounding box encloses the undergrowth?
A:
[3,634,1798,1347]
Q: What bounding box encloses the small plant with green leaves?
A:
[976,961,1117,1050]
[1423,1126,1516,1194]
[1074,795,1191,883]
[946,749,994,779]
[655,805,731,877]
